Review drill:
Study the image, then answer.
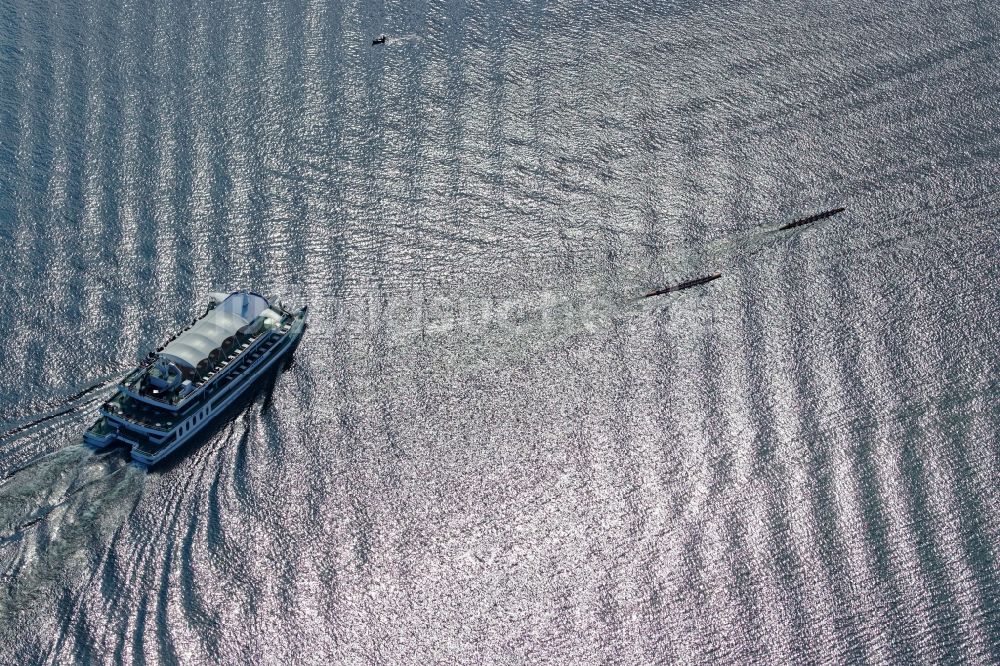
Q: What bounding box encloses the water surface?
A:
[1,0,999,663]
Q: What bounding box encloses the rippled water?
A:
[1,0,999,663]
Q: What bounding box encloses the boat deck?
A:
[107,322,291,436]
[133,435,163,459]
[134,329,271,407]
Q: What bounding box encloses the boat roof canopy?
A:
[159,292,271,369]
[219,292,270,320]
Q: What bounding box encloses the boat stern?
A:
[83,417,120,450]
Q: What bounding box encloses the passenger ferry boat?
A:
[84,291,307,467]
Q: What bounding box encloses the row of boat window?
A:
[180,409,208,435]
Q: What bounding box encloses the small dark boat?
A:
[778,207,845,231]
[643,272,722,298]
[372,35,386,46]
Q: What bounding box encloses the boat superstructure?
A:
[85,291,307,466]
